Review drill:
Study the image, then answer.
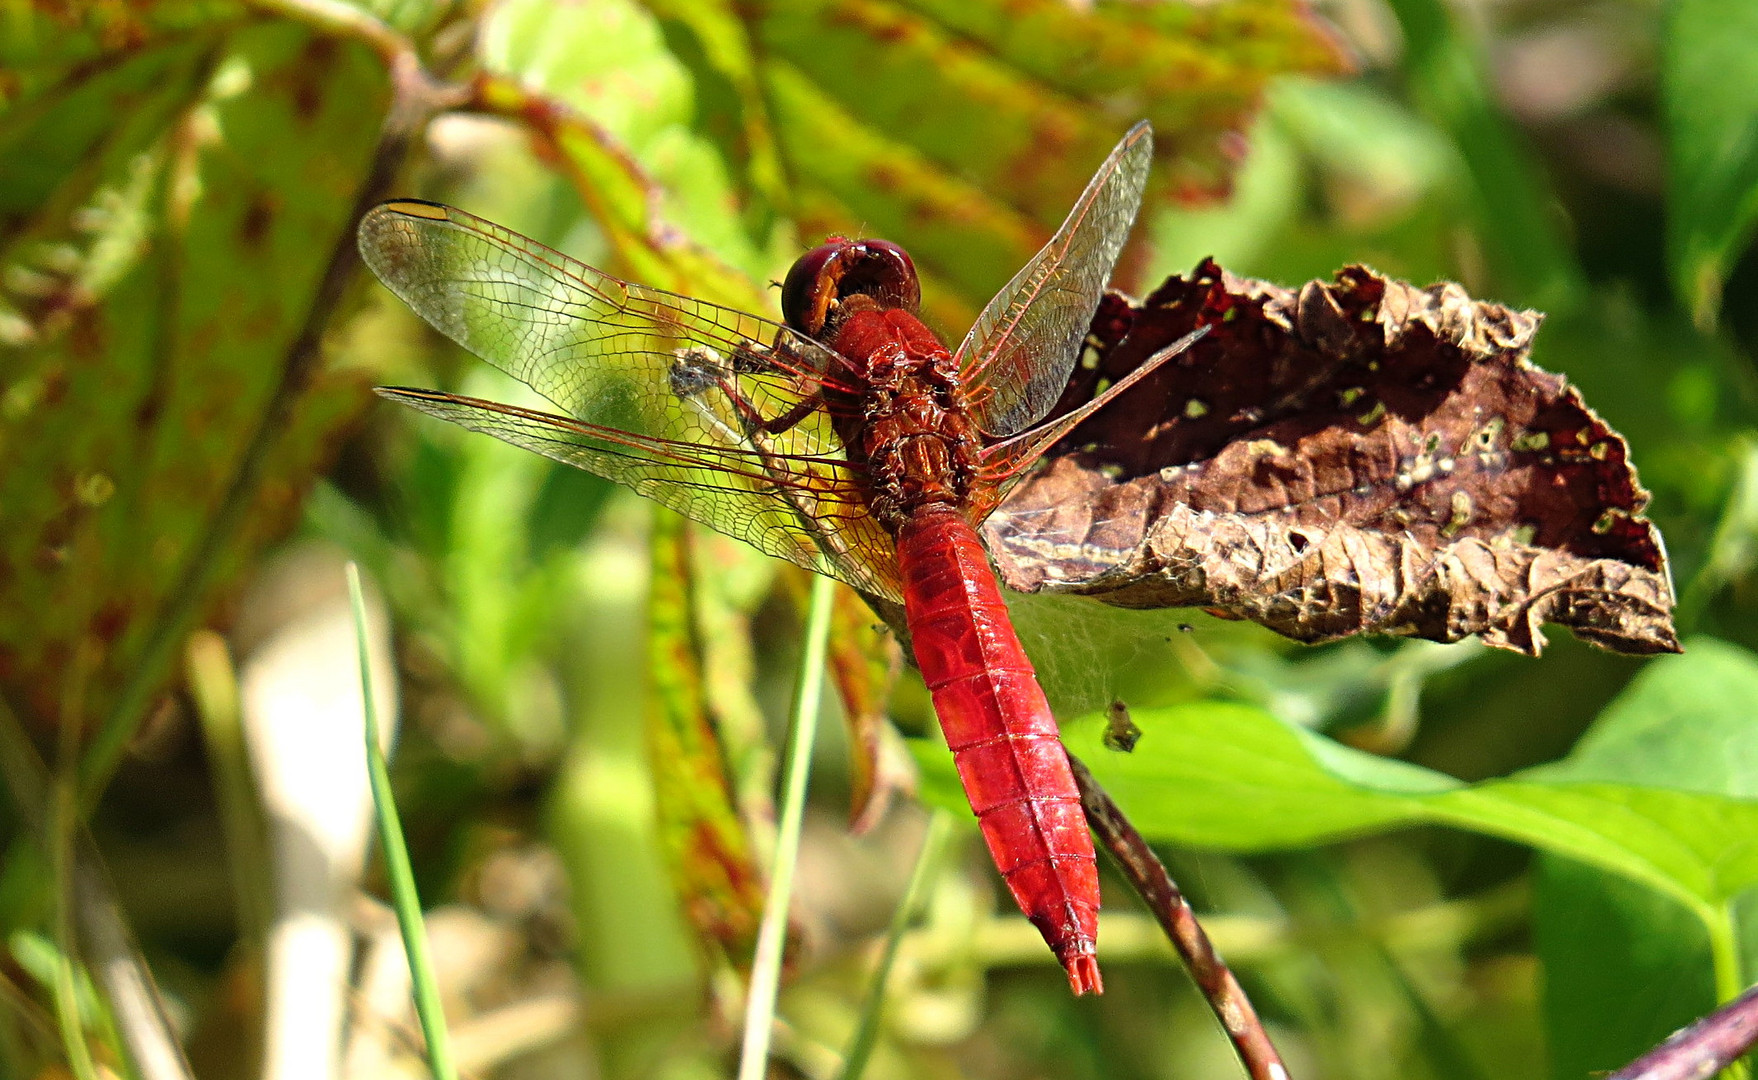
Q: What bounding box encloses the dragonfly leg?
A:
[713,335,835,436]
[749,394,823,435]
[667,340,824,440]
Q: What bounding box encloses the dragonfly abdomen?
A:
[895,504,1103,995]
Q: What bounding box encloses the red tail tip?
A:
[1063,954,1103,996]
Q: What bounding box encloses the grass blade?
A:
[49,821,98,1080]
[347,563,456,1080]
[838,809,952,1080]
[737,572,836,1080]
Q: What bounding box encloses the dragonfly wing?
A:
[358,200,844,450]
[359,201,900,600]
[955,123,1154,437]
[380,388,903,602]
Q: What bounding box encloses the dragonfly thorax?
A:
[826,308,986,530]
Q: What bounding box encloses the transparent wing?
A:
[955,123,1154,437]
[359,200,902,601]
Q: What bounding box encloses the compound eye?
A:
[861,240,921,295]
[854,239,921,314]
[780,237,923,338]
[781,240,848,336]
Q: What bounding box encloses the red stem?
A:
[1606,981,1758,1080]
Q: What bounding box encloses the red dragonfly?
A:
[359,123,1203,995]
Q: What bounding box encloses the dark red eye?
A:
[854,239,920,310]
[780,237,922,337]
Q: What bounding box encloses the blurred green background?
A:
[3,1,1757,1079]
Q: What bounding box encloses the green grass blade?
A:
[838,809,952,1080]
[49,814,99,1080]
[737,572,836,1080]
[347,564,456,1080]
[50,637,100,1080]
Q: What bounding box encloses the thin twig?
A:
[1607,981,1758,1080]
[1069,752,1289,1080]
[248,0,414,67]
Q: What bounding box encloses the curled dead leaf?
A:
[984,261,1679,656]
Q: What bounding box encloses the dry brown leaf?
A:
[983,261,1678,656]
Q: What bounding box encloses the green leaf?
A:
[1531,638,1758,797]
[0,2,244,101]
[751,0,1347,327]
[1532,639,1758,1078]
[477,0,775,306]
[916,644,1758,917]
[1535,857,1716,1080]
[473,0,1346,329]
[1662,0,1758,327]
[0,23,386,739]
[916,641,1758,1072]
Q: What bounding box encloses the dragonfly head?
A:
[781,236,921,339]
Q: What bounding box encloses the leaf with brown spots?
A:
[983,262,1679,656]
[645,514,769,966]
[492,0,1348,333]
[0,24,388,737]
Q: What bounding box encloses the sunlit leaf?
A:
[917,643,1758,917]
[475,0,772,307]
[471,0,1346,332]
[754,0,1347,326]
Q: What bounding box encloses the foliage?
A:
[1,1,1756,1079]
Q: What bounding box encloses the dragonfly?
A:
[358,122,1205,995]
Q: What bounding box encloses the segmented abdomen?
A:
[895,504,1102,995]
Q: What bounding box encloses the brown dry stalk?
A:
[1070,753,1289,1080]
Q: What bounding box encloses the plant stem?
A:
[1608,979,1758,1080]
[349,564,457,1080]
[838,810,952,1080]
[1069,753,1289,1080]
[1705,904,1753,1080]
[737,573,835,1080]
[1709,903,1748,1008]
